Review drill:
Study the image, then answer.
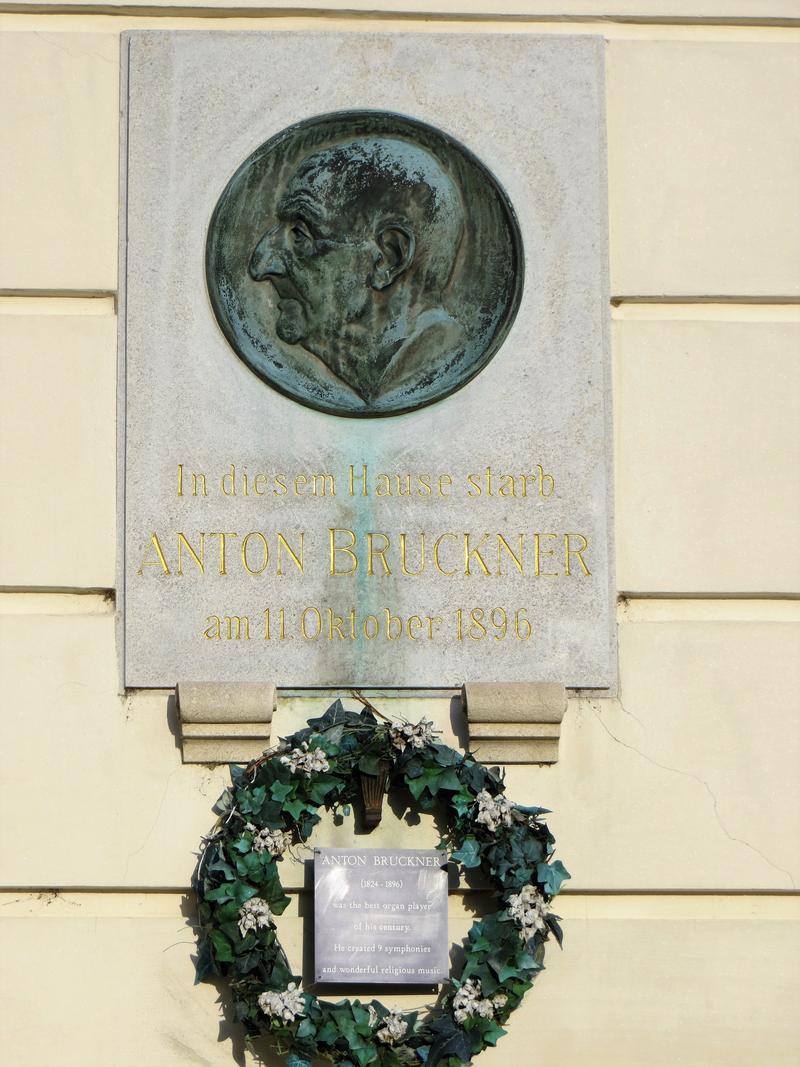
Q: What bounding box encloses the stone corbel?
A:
[176,682,276,764]
[461,682,567,764]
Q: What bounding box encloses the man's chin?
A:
[274,302,307,346]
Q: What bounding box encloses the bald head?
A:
[284,136,465,296]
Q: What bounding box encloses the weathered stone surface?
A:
[471,739,560,763]
[181,738,269,764]
[462,682,567,723]
[176,681,276,722]
[121,31,614,690]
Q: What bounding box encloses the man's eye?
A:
[290,224,312,245]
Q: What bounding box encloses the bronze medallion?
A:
[206,111,523,417]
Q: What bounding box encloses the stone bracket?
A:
[176,682,275,764]
[461,682,567,764]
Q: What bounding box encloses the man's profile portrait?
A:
[207,112,522,417]
[248,137,466,405]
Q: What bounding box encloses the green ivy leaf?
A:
[285,797,313,820]
[536,859,570,895]
[204,884,234,903]
[239,785,267,814]
[432,744,460,767]
[209,929,234,963]
[452,837,482,868]
[427,1016,473,1067]
[478,1021,506,1047]
[451,789,476,817]
[407,766,461,801]
[296,1018,317,1039]
[286,1054,312,1067]
[357,754,384,776]
[270,781,294,802]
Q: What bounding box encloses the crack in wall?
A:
[587,699,797,890]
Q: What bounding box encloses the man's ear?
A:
[369,224,415,291]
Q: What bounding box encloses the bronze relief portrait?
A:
[206,111,523,417]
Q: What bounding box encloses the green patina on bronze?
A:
[206,111,523,418]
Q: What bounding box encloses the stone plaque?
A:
[120,32,615,689]
[313,848,449,984]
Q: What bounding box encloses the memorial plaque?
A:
[313,848,449,985]
[119,32,616,689]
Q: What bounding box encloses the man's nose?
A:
[249,227,286,281]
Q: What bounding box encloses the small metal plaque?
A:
[314,847,449,985]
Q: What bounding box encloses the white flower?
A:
[367,1004,379,1028]
[237,896,272,937]
[452,978,502,1024]
[245,823,292,857]
[389,719,435,752]
[474,789,514,832]
[376,1009,409,1045]
[506,884,551,941]
[257,982,305,1023]
[279,741,330,777]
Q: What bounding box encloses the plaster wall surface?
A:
[0,4,798,1066]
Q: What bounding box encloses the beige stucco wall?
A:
[1,4,798,1065]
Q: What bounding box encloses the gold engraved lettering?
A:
[496,534,524,575]
[273,474,287,496]
[537,465,555,497]
[534,533,559,577]
[400,532,426,576]
[137,533,171,576]
[367,532,392,576]
[564,533,591,576]
[226,615,250,640]
[407,615,423,640]
[439,474,453,496]
[210,532,238,575]
[329,528,358,576]
[203,615,250,640]
[311,473,335,497]
[348,464,369,497]
[254,474,268,495]
[464,533,492,576]
[433,533,458,576]
[221,464,237,496]
[177,465,208,498]
[177,532,205,576]
[301,607,322,640]
[241,532,269,575]
[326,609,353,640]
[277,533,304,575]
[465,466,554,498]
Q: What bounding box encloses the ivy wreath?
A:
[194,697,570,1067]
